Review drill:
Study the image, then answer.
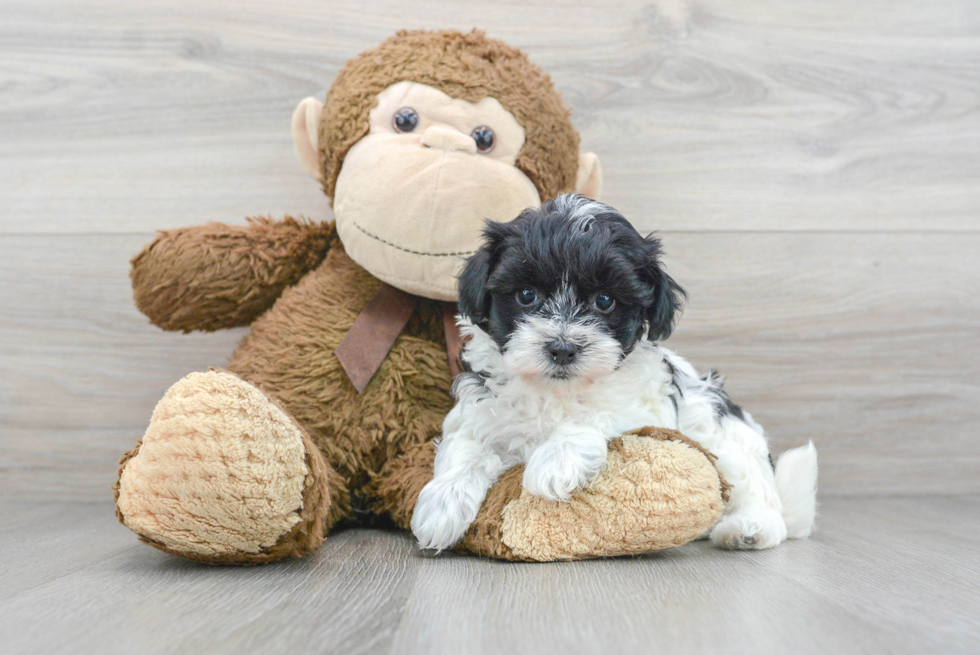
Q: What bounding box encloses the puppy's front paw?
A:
[710,505,788,550]
[522,437,607,502]
[410,481,479,552]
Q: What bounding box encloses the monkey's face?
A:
[330,81,541,300]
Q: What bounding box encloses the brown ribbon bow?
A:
[335,284,465,394]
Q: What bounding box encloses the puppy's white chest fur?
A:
[444,322,674,469]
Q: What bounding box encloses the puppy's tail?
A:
[775,441,818,539]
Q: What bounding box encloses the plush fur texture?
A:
[319,29,580,202]
[119,236,456,562]
[227,239,454,505]
[411,196,817,552]
[132,217,334,332]
[113,370,339,565]
[462,429,728,561]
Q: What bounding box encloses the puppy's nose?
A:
[547,342,578,366]
[420,126,477,154]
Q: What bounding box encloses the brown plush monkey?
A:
[113,29,727,564]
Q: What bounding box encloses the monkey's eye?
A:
[516,288,537,306]
[471,126,495,153]
[393,107,419,133]
[593,293,616,313]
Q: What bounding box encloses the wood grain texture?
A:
[1,0,978,234]
[1,0,979,500]
[1,497,978,654]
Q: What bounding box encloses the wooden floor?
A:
[1,496,977,654]
[2,0,979,652]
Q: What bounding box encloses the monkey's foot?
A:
[460,428,728,561]
[114,370,336,565]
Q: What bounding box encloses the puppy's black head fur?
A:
[458,194,685,361]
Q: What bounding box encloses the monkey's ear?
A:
[291,97,324,181]
[575,152,603,200]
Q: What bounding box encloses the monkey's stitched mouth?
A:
[352,222,477,258]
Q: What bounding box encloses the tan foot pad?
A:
[114,371,315,561]
[463,428,728,561]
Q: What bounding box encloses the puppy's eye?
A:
[471,126,495,153]
[593,293,616,313]
[516,288,537,306]
[393,107,419,133]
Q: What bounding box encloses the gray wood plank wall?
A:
[2,0,978,500]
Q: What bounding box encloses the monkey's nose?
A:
[420,126,477,154]
[547,342,578,366]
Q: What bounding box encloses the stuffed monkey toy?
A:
[113,29,728,564]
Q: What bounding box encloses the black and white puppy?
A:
[411,194,818,552]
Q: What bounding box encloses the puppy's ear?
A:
[458,248,493,322]
[640,236,686,341]
[457,220,515,322]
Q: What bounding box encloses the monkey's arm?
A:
[131,216,334,332]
